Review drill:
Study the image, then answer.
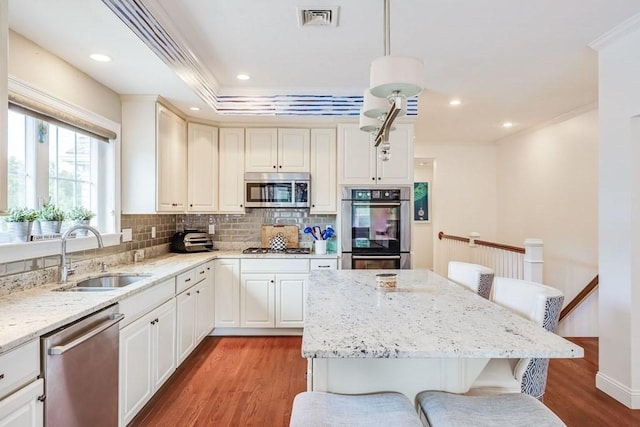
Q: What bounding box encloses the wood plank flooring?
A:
[132,336,640,427]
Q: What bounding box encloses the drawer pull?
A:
[185,278,191,282]
[199,270,205,274]
[187,292,191,296]
[0,373,4,380]
[318,265,331,268]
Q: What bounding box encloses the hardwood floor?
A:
[133,336,639,427]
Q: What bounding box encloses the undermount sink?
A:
[60,273,152,291]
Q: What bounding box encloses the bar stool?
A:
[447,261,494,299]
[416,391,566,426]
[289,391,423,427]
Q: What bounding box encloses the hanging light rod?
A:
[374,95,403,146]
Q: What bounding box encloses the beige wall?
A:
[496,108,599,336]
[8,31,121,124]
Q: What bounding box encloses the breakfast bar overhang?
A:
[302,270,583,401]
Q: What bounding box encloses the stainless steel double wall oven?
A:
[341,186,411,269]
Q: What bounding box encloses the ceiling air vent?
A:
[297,7,339,27]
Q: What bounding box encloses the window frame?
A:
[0,77,122,263]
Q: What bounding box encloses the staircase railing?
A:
[437,231,543,282]
[559,275,599,321]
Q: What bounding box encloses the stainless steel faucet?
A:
[60,224,105,283]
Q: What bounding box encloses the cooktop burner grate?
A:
[242,247,311,254]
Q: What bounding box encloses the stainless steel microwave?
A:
[244,172,311,208]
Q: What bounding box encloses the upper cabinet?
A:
[310,129,337,214]
[121,97,187,213]
[245,128,310,172]
[218,128,245,213]
[187,123,218,213]
[337,123,414,185]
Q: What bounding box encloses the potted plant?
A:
[38,203,66,234]
[4,207,38,242]
[67,206,96,236]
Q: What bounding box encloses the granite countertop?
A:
[302,269,584,360]
[0,250,340,354]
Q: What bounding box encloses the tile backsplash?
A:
[0,210,336,290]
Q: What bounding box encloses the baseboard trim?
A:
[210,327,303,336]
[596,371,640,409]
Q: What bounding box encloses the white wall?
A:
[592,20,640,408]
[8,31,121,124]
[495,109,599,337]
[412,158,433,269]
[414,143,498,275]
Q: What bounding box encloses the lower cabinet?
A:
[240,273,276,327]
[119,298,176,426]
[214,259,241,327]
[0,379,43,427]
[275,274,308,328]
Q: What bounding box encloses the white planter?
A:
[8,221,33,242]
[39,220,62,235]
[73,220,91,236]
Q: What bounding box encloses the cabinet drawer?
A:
[310,259,337,270]
[0,340,40,400]
[176,269,197,294]
[242,258,309,273]
[119,278,176,328]
[194,264,208,284]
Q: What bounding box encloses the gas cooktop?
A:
[242,247,311,254]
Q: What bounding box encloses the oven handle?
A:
[49,313,124,355]
[351,202,401,207]
[352,255,401,260]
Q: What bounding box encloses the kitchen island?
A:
[302,269,583,400]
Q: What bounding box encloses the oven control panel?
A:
[351,189,402,201]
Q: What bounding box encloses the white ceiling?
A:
[8,0,640,143]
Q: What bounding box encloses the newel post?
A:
[524,238,544,283]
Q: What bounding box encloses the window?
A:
[3,107,117,237]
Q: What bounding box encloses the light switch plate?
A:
[122,228,133,242]
[151,226,156,238]
[208,224,215,234]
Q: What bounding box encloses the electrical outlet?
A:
[122,228,132,242]
[208,224,215,234]
[134,249,145,263]
[151,226,156,238]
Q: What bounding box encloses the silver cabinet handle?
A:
[352,255,401,260]
[49,313,124,355]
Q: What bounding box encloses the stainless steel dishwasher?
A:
[41,304,124,427]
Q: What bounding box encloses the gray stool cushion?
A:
[290,391,423,427]
[417,391,566,427]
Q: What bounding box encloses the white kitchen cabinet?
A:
[275,274,308,328]
[177,261,215,365]
[214,258,241,327]
[0,340,42,427]
[119,298,176,426]
[240,273,275,327]
[187,123,218,212]
[121,96,187,213]
[0,379,43,427]
[218,128,245,213]
[310,129,337,214]
[338,123,414,185]
[245,128,310,172]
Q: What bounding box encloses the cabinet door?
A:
[275,274,308,328]
[214,259,241,327]
[278,128,310,172]
[157,104,187,212]
[241,273,275,328]
[310,129,337,213]
[195,272,215,342]
[0,379,43,427]
[188,123,218,212]
[338,124,377,185]
[119,313,153,425]
[245,128,278,172]
[218,128,245,213]
[153,299,177,391]
[176,288,197,365]
[377,124,414,184]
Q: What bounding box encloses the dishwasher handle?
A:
[49,313,125,355]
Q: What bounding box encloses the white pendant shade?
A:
[369,55,425,98]
[362,89,389,119]
[359,112,380,132]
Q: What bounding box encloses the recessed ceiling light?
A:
[236,74,250,81]
[449,99,461,106]
[90,53,111,62]
[502,122,514,128]
[189,107,200,111]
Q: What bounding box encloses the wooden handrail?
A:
[560,275,599,322]
[438,231,525,254]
